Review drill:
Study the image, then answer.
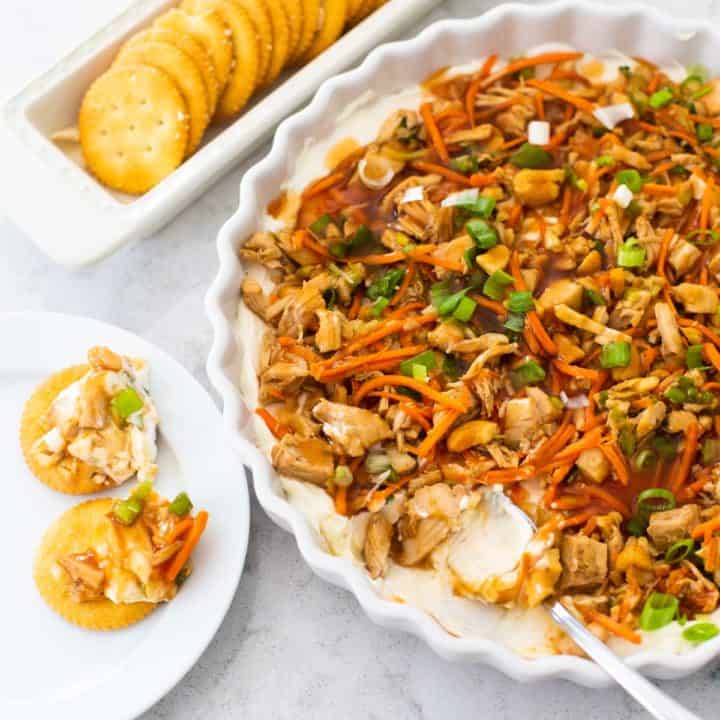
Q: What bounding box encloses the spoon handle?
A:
[550,602,701,720]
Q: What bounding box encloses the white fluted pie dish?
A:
[206,0,720,687]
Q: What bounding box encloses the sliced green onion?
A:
[111,387,144,420]
[697,123,714,142]
[637,488,676,516]
[450,154,479,174]
[464,246,479,271]
[634,449,657,471]
[466,218,498,249]
[334,465,354,487]
[309,214,332,235]
[625,199,643,220]
[682,622,720,644]
[442,354,465,381]
[331,225,375,257]
[438,288,470,316]
[453,296,477,322]
[664,385,687,404]
[509,143,552,169]
[701,437,720,466]
[640,592,679,631]
[461,196,496,219]
[131,481,153,502]
[653,434,678,459]
[584,287,606,306]
[627,516,647,537]
[371,297,390,317]
[649,87,674,109]
[483,270,515,301]
[504,312,526,333]
[113,498,143,526]
[600,341,632,369]
[400,350,437,378]
[507,290,534,314]
[618,426,636,456]
[169,492,193,517]
[687,345,706,369]
[411,363,428,381]
[617,237,646,268]
[510,359,546,388]
[665,538,695,564]
[367,268,405,300]
[692,85,713,100]
[615,169,644,193]
[365,452,391,475]
[687,229,720,246]
[596,155,615,167]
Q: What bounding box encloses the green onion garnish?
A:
[510,359,546,388]
[617,237,647,268]
[653,434,678,459]
[649,87,674,109]
[366,268,405,300]
[683,622,720,644]
[507,290,534,314]
[600,341,632,369]
[400,350,437,378]
[664,385,687,404]
[637,488,676,516]
[453,296,477,322]
[113,498,143,526]
[665,538,695,564]
[309,214,332,236]
[509,143,553,169]
[450,154,479,174]
[634,449,657,471]
[595,155,615,167]
[460,195,496,219]
[504,312,526,333]
[169,491,193,517]
[111,387,144,420]
[483,270,515,300]
[618,426,636,456]
[697,123,714,142]
[412,363,428,381]
[466,218,498,249]
[442,354,465,381]
[331,225,375,257]
[371,297,389,317]
[687,228,720,246]
[615,169,644,193]
[639,592,679,631]
[627,516,647,537]
[584,287,606,306]
[686,344,706,369]
[131,481,154,502]
[437,288,470,316]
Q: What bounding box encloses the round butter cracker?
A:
[282,0,304,62]
[114,40,209,155]
[294,0,320,62]
[232,0,273,87]
[184,0,260,121]
[34,499,155,630]
[124,27,219,115]
[79,66,189,194]
[155,9,233,98]
[302,0,348,62]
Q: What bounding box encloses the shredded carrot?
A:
[509,250,526,289]
[166,516,194,543]
[314,345,427,381]
[295,229,331,259]
[679,319,720,349]
[483,466,537,484]
[700,176,715,232]
[390,261,415,306]
[586,611,641,645]
[508,202,523,229]
[527,312,558,355]
[477,51,583,91]
[558,511,596,530]
[472,294,508,318]
[352,374,469,411]
[559,185,572,227]
[420,102,449,163]
[411,160,473,186]
[553,359,602,381]
[303,171,345,199]
[526,79,596,115]
[693,514,720,540]
[344,320,404,355]
[550,426,604,464]
[465,53,498,124]
[641,346,659,373]
[416,408,462,457]
[410,248,465,273]
[469,171,498,187]
[531,419,575,466]
[670,422,700,496]
[386,301,426,320]
[365,476,412,507]
[255,407,290,439]
[642,183,678,197]
[357,251,406,265]
[348,291,363,320]
[334,485,348,516]
[534,90,545,120]
[398,403,433,430]
[704,343,720,373]
[570,484,632,518]
[600,440,630,485]
[277,336,321,364]
[164,511,209,582]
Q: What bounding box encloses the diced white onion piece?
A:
[43,427,65,453]
[400,185,425,204]
[560,391,589,409]
[593,102,635,130]
[528,120,550,145]
[613,184,633,209]
[691,174,707,200]
[441,188,479,207]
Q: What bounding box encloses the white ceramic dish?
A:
[206,0,720,687]
[0,0,440,268]
[0,311,249,720]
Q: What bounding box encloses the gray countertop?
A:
[2,0,719,717]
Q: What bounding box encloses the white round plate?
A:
[0,312,249,720]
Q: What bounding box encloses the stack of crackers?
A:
[79,0,387,195]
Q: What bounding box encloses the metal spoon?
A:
[500,495,702,720]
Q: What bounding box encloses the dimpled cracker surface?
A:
[79,66,189,194]
[231,0,273,87]
[155,8,233,96]
[20,364,103,495]
[184,0,260,120]
[281,0,303,63]
[114,40,209,155]
[303,0,348,61]
[34,499,155,630]
[294,0,320,61]
[126,26,220,115]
